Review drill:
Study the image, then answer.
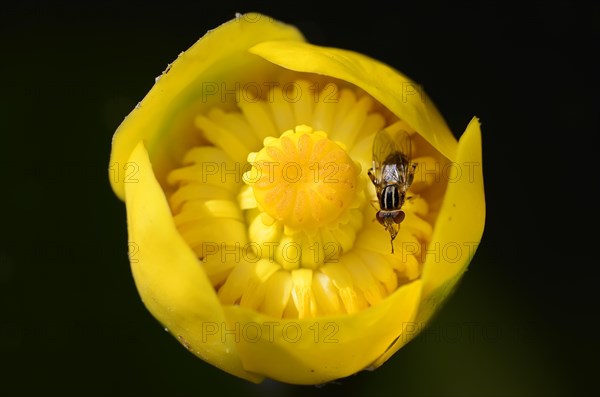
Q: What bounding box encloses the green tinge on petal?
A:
[223,280,422,385]
[124,142,262,383]
[248,40,459,161]
[110,14,306,200]
[370,117,485,368]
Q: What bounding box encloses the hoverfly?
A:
[368,129,417,253]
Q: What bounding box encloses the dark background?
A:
[1,1,597,396]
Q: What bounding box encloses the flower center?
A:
[239,124,364,272]
[245,125,360,231]
[166,79,438,319]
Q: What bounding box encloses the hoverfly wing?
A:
[370,129,395,184]
[371,129,413,184]
[389,129,414,189]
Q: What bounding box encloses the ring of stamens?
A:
[167,79,438,319]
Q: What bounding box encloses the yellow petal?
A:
[124,141,262,383]
[249,40,458,161]
[370,116,485,368]
[420,117,485,303]
[223,280,422,385]
[110,14,305,200]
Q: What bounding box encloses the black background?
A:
[1,1,597,396]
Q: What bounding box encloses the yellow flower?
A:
[108,13,485,385]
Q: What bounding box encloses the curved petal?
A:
[124,141,262,383]
[420,117,485,299]
[223,280,422,385]
[370,116,485,367]
[249,40,458,161]
[110,13,306,200]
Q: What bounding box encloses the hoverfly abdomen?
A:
[380,184,401,211]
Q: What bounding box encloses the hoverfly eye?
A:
[376,211,386,225]
[393,211,405,224]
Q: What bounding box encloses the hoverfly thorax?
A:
[368,129,417,253]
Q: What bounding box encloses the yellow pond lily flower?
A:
[108,13,485,385]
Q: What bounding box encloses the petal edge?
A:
[249,40,458,161]
[125,141,263,383]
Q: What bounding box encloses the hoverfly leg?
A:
[407,162,417,186]
[389,229,397,254]
[368,168,377,185]
[368,198,379,211]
